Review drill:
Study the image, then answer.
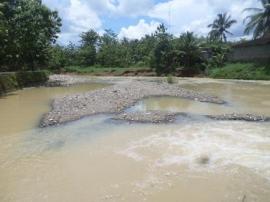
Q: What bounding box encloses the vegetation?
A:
[0,71,49,95]
[0,0,61,71]
[166,75,175,84]
[64,66,152,75]
[0,0,269,81]
[208,13,237,42]
[244,0,270,39]
[210,63,270,80]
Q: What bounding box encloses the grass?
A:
[166,75,175,84]
[64,65,152,75]
[209,63,270,80]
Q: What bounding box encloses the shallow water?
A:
[0,78,270,202]
[131,80,270,116]
[0,83,107,135]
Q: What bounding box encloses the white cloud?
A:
[43,0,105,44]
[119,19,160,39]
[43,0,261,44]
[148,0,260,38]
[109,0,154,16]
[65,0,102,33]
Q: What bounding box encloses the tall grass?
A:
[209,63,270,80]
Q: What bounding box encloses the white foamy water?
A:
[119,121,270,180]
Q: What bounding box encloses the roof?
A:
[233,35,270,48]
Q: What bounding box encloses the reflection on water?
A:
[131,96,234,115]
[131,80,270,116]
[0,79,270,202]
[180,80,270,115]
[0,83,108,135]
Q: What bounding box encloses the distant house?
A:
[230,34,270,62]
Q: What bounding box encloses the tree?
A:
[97,29,122,67]
[244,0,270,39]
[150,24,175,75]
[176,32,202,69]
[79,29,99,66]
[208,13,237,42]
[48,45,67,71]
[0,0,61,71]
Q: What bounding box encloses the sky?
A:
[43,0,261,45]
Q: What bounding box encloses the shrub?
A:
[209,63,270,80]
[166,75,175,84]
[0,71,49,95]
[16,71,49,87]
[0,73,19,95]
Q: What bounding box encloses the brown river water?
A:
[0,78,270,202]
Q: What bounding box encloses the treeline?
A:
[49,25,231,76]
[1,0,269,76]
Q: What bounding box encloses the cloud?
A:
[119,19,160,39]
[44,0,105,44]
[65,0,102,33]
[109,0,154,17]
[43,0,261,44]
[148,0,260,38]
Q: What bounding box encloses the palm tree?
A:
[244,0,270,39]
[208,13,237,42]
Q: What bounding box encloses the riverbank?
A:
[62,63,270,80]
[0,71,49,95]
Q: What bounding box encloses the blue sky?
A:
[43,0,260,44]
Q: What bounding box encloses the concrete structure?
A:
[230,35,270,62]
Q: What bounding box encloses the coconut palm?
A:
[244,0,270,39]
[208,13,237,42]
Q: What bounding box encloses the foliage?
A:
[166,75,175,84]
[175,32,202,71]
[64,65,151,75]
[0,0,61,71]
[210,63,270,80]
[202,41,231,69]
[97,29,123,67]
[79,29,99,66]
[208,13,237,42]
[243,0,270,39]
[0,70,49,95]
[16,70,49,86]
[0,73,18,94]
[150,24,176,75]
[48,45,67,71]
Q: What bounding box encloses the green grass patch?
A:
[209,63,270,80]
[64,66,151,75]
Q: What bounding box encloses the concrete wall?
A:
[230,44,270,62]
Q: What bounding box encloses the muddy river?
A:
[0,78,270,202]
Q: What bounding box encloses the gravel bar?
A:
[113,111,270,123]
[40,80,226,127]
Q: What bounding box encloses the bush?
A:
[16,71,49,87]
[0,73,19,95]
[209,63,270,80]
[166,75,175,84]
[0,71,49,95]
